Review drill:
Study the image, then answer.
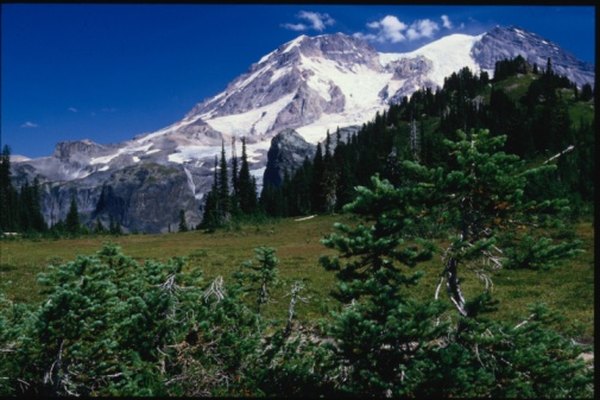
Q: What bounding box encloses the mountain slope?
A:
[11,26,595,232]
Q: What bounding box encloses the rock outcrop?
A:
[263,129,316,187]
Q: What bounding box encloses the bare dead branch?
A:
[44,339,65,386]
[514,313,536,330]
[203,276,226,303]
[543,145,575,164]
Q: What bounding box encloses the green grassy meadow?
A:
[0,214,594,343]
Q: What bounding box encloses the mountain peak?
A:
[471,25,594,87]
[279,31,375,59]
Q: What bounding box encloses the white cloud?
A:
[441,15,453,29]
[366,21,381,29]
[282,10,335,32]
[20,121,39,128]
[282,22,307,31]
[360,15,409,44]
[353,32,378,42]
[299,11,335,31]
[369,15,408,43]
[406,19,440,41]
[68,107,78,113]
[358,15,446,44]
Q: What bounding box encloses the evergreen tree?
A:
[319,128,592,397]
[580,83,593,101]
[0,145,15,231]
[178,209,188,232]
[324,130,332,160]
[65,195,81,235]
[259,183,285,217]
[320,174,446,396]
[231,137,239,201]
[200,156,222,230]
[310,143,325,213]
[545,57,553,75]
[321,131,338,213]
[94,217,106,234]
[235,247,279,313]
[412,129,582,317]
[18,181,33,231]
[218,142,230,219]
[107,215,122,235]
[238,137,257,214]
[30,178,47,231]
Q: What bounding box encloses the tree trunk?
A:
[446,257,468,316]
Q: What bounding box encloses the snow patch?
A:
[282,35,307,55]
[299,54,392,113]
[513,28,526,38]
[168,145,221,164]
[258,49,277,64]
[269,66,292,85]
[295,109,384,145]
[136,114,205,144]
[246,141,272,163]
[205,93,296,137]
[90,143,153,165]
[379,33,483,89]
[9,155,31,162]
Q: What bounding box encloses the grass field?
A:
[0,214,594,343]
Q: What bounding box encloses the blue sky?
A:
[1,4,595,158]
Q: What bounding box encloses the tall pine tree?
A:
[0,145,17,231]
[178,209,188,232]
[201,156,221,230]
[218,141,230,219]
[230,137,240,213]
[319,128,592,397]
[310,143,325,213]
[238,137,257,214]
[65,195,81,234]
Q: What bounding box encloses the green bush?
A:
[0,243,261,396]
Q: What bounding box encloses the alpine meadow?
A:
[0,6,595,397]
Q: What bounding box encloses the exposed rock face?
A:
[263,129,316,187]
[37,163,201,234]
[88,163,199,233]
[390,56,433,80]
[262,125,360,188]
[471,25,595,88]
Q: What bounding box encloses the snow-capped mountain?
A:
[11,26,595,233]
[472,25,594,88]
